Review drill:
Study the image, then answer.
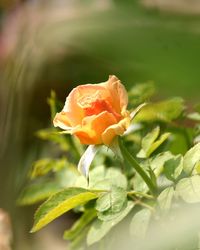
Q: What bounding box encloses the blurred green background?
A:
[0,0,200,249]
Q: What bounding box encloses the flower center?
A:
[77,92,122,121]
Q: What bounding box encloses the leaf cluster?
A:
[18,84,200,250]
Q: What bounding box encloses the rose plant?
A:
[18,76,200,250]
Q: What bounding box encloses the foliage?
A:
[18,83,200,250]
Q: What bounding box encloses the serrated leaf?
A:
[130,208,151,238]
[31,187,98,232]
[96,186,127,214]
[176,175,200,203]
[63,209,96,240]
[157,186,174,211]
[183,142,200,175]
[87,201,134,246]
[163,155,183,181]
[134,97,184,123]
[78,145,100,177]
[17,182,61,206]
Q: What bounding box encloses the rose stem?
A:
[118,138,157,196]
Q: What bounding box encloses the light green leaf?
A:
[187,112,200,121]
[104,168,128,189]
[176,175,200,203]
[137,127,170,158]
[183,142,200,175]
[134,97,184,123]
[133,173,148,193]
[130,208,151,238]
[17,182,61,206]
[63,209,96,240]
[148,132,170,156]
[31,187,98,232]
[157,186,174,211]
[138,126,160,158]
[89,166,127,190]
[96,186,127,214]
[78,145,100,177]
[36,128,69,151]
[30,158,66,179]
[163,155,183,181]
[87,201,134,246]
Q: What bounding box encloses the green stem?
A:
[118,138,157,195]
[127,191,154,199]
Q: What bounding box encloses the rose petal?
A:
[102,116,131,146]
[73,111,117,145]
[101,75,128,114]
[53,111,73,130]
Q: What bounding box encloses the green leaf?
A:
[130,208,151,238]
[96,186,127,214]
[138,126,160,158]
[157,186,174,211]
[134,97,184,123]
[88,166,127,190]
[47,90,57,121]
[150,151,174,177]
[36,128,70,151]
[187,112,200,121]
[163,155,183,181]
[87,201,134,246]
[176,175,200,203]
[128,82,156,107]
[63,209,96,240]
[30,158,66,179]
[104,168,128,189]
[17,182,61,206]
[183,142,200,175]
[137,127,170,158]
[78,145,100,177]
[31,187,98,232]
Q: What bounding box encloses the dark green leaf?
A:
[163,155,183,181]
[63,209,96,240]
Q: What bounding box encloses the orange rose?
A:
[53,75,130,145]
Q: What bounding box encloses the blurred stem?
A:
[118,138,157,196]
[127,191,154,199]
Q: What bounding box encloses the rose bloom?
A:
[53,75,131,145]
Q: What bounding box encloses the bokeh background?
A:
[0,0,200,249]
